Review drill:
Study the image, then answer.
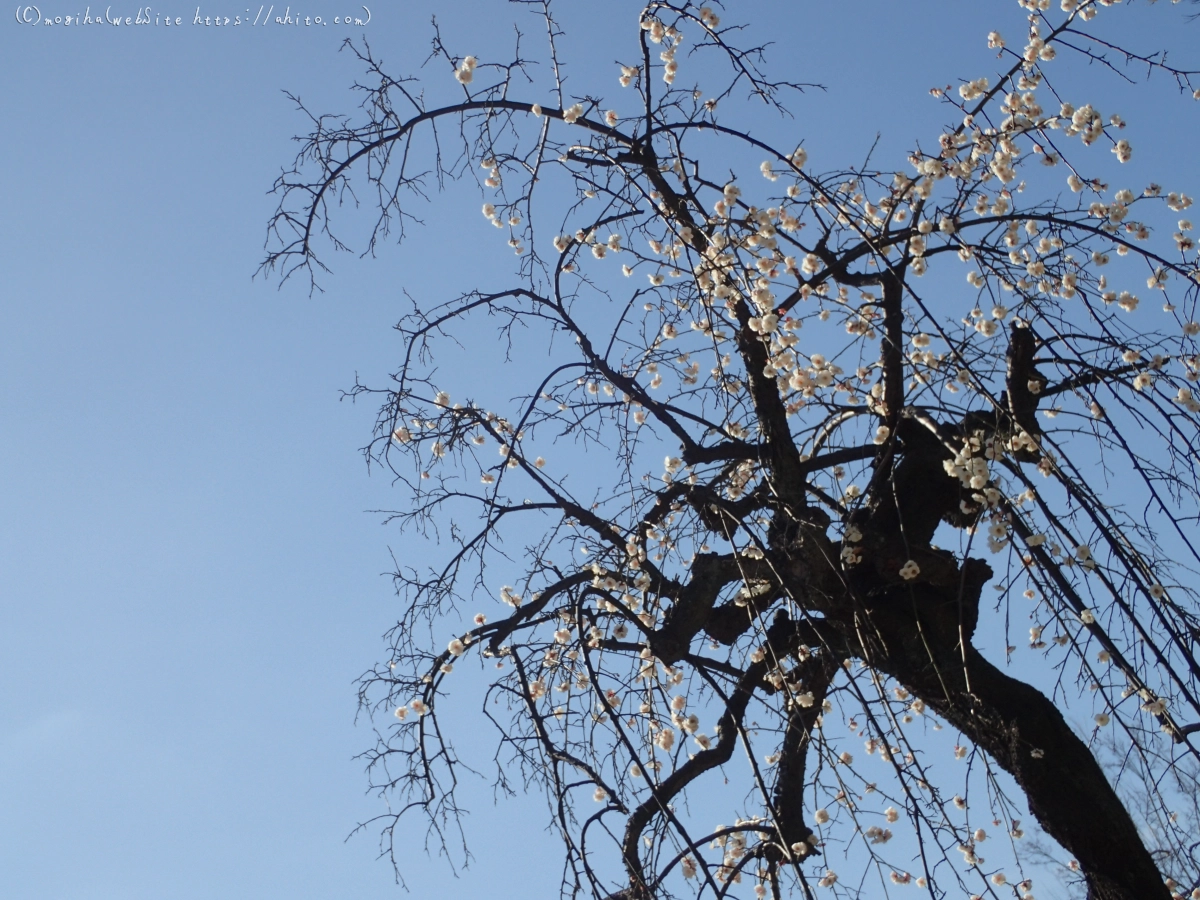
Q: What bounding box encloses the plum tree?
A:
[264,3,1200,898]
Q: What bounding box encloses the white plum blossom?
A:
[454,56,477,84]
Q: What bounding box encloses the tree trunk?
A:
[858,579,1169,900]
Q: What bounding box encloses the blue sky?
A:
[3,2,1198,899]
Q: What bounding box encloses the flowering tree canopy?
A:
[264,2,1200,899]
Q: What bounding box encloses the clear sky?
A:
[3,2,1197,899]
